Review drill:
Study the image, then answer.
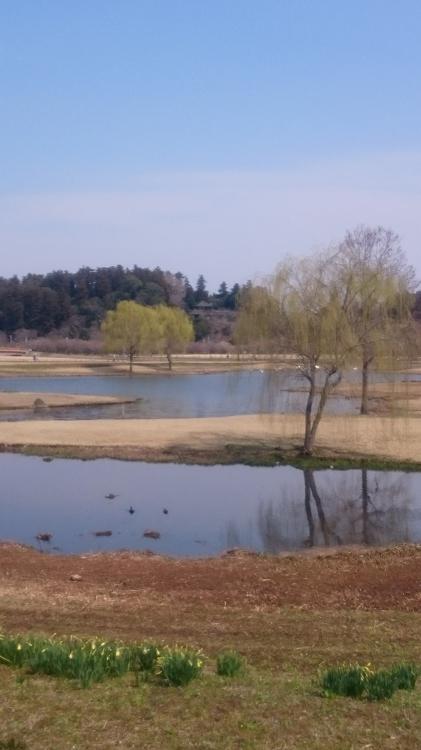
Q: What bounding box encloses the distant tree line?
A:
[0,265,243,339]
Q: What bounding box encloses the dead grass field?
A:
[0,412,420,464]
[0,352,283,378]
[2,544,421,749]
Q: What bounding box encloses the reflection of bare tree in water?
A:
[255,469,411,553]
[359,469,410,546]
[257,493,291,553]
[304,469,343,546]
[303,469,410,548]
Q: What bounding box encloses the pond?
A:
[0,371,361,420]
[0,454,418,556]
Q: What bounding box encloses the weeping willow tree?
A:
[101,301,161,374]
[337,226,417,414]
[233,285,281,354]
[155,305,194,370]
[272,252,360,454]
[235,251,360,454]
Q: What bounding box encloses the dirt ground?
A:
[1,544,421,640]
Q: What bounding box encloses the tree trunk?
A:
[304,370,341,455]
[166,350,173,371]
[360,358,370,415]
[303,373,316,455]
[129,351,134,375]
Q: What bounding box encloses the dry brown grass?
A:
[0,412,420,463]
[0,353,286,378]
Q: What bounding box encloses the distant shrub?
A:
[0,739,27,749]
[216,650,245,677]
[158,647,203,686]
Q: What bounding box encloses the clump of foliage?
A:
[321,662,418,701]
[131,642,160,673]
[388,662,418,691]
[0,740,28,750]
[0,634,133,688]
[364,670,397,701]
[0,634,206,690]
[157,646,204,686]
[216,650,245,677]
[321,664,368,698]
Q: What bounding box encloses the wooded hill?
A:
[0,266,242,342]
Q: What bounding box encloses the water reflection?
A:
[0,371,359,421]
[253,469,410,553]
[0,454,416,556]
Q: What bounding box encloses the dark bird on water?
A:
[105,493,118,500]
[163,508,168,515]
[128,506,135,514]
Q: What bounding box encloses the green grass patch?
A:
[2,612,421,748]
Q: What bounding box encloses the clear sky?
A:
[1,0,421,288]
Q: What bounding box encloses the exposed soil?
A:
[1,544,421,639]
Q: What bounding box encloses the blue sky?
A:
[1,0,421,288]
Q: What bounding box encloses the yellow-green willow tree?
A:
[235,251,359,455]
[337,226,417,414]
[155,305,194,370]
[233,285,281,354]
[273,253,360,454]
[101,301,160,374]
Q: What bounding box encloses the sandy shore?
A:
[0,412,420,463]
[0,392,136,410]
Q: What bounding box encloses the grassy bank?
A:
[4,440,421,472]
[0,412,421,468]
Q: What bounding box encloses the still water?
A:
[0,371,359,420]
[0,454,417,556]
